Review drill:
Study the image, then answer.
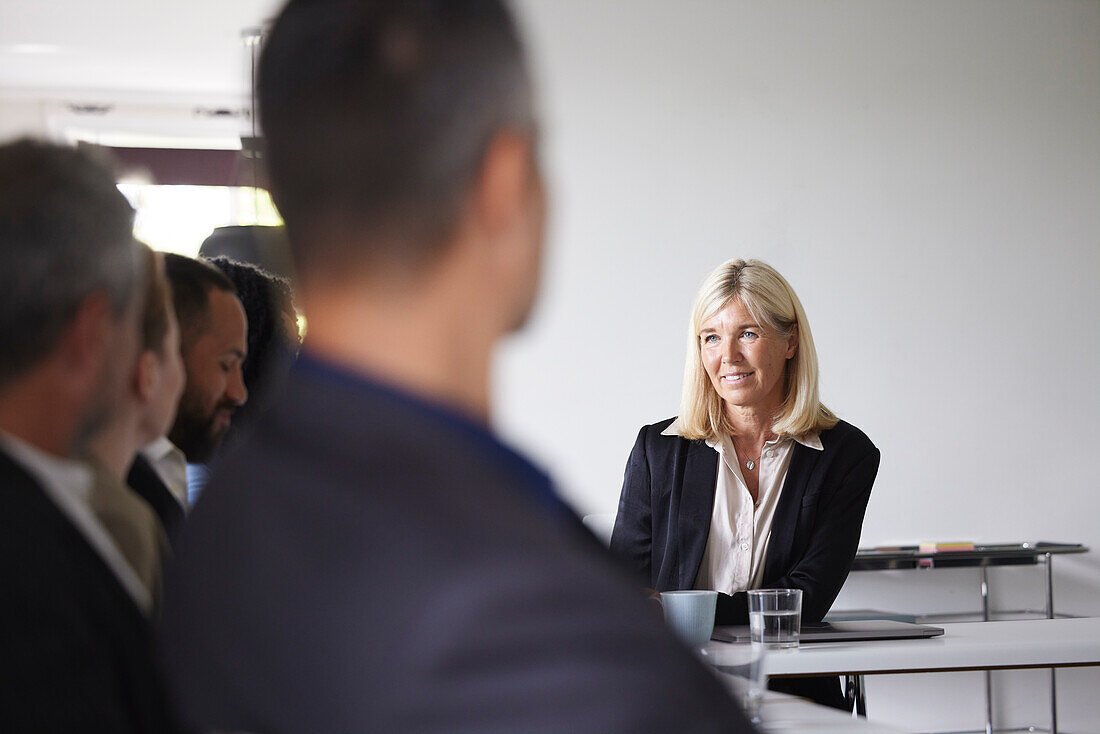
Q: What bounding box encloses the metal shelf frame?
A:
[845,542,1089,734]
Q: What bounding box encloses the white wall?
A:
[3,0,1096,728]
[0,96,49,140]
[497,1,1100,730]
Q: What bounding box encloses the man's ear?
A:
[134,350,158,402]
[471,131,533,238]
[466,130,544,333]
[61,293,113,390]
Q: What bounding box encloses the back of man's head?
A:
[0,138,138,390]
[259,0,534,277]
[163,253,237,350]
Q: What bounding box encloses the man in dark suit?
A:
[157,2,754,732]
[0,139,177,732]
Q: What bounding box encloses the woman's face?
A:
[699,298,798,416]
[143,306,187,441]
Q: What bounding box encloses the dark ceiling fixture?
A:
[66,103,113,115]
[241,26,265,198]
[194,24,291,281]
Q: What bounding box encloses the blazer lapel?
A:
[676,440,719,588]
[127,455,185,537]
[763,442,820,583]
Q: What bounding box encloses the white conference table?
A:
[702,617,1100,678]
[704,618,1100,730]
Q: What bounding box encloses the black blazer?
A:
[0,449,178,733]
[611,418,880,626]
[127,453,185,539]
[158,360,752,733]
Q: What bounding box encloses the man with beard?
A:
[157,2,753,732]
[158,253,247,513]
[0,138,178,731]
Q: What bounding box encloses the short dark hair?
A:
[0,138,139,387]
[163,253,237,348]
[259,0,534,274]
[207,256,297,394]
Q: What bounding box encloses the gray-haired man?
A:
[0,139,177,732]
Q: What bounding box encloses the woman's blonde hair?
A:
[678,258,837,440]
[139,244,173,354]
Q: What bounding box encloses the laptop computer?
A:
[712,619,944,644]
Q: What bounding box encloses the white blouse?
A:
[662,421,823,595]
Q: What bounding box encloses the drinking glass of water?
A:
[747,589,802,649]
[716,643,768,724]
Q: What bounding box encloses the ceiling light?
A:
[7,44,61,55]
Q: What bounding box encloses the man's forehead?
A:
[191,289,248,355]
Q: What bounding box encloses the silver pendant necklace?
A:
[733,434,770,471]
[737,443,763,471]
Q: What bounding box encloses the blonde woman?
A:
[85,244,186,605]
[610,258,879,709]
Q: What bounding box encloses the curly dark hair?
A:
[206,256,298,426]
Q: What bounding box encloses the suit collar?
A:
[661,419,683,437]
[661,418,824,451]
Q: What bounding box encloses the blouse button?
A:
[740,542,750,551]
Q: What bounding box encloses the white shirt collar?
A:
[660,417,824,451]
[0,431,93,500]
[0,430,151,613]
[793,432,824,451]
[140,437,189,510]
[140,436,177,463]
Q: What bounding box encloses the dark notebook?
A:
[712,619,944,644]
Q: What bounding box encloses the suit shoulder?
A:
[633,417,684,451]
[647,417,678,434]
[820,419,878,459]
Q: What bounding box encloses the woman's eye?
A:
[742,331,758,340]
[702,334,719,344]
